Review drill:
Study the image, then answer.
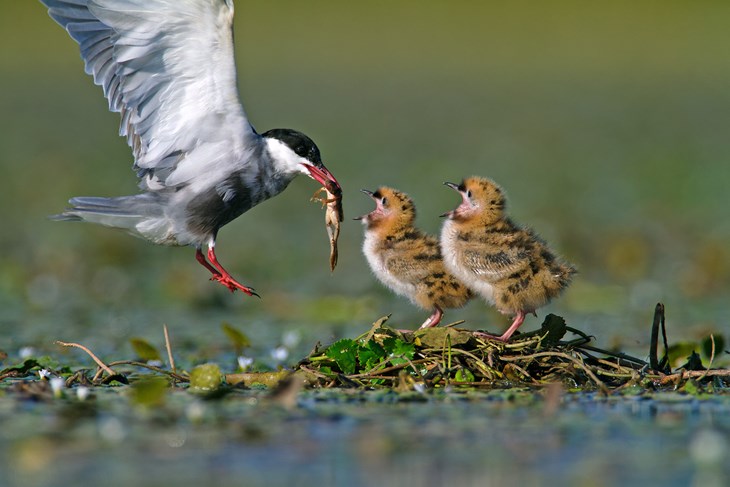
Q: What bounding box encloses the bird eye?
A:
[466,190,472,198]
[381,197,388,206]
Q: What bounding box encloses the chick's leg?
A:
[474,311,526,342]
[419,305,444,329]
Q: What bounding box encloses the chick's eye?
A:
[466,190,472,198]
[381,197,388,206]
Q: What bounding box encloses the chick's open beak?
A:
[440,181,462,218]
[354,189,375,220]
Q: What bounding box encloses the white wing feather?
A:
[42,0,256,187]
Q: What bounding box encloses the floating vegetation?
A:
[0,304,728,400]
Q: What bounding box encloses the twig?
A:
[596,358,634,374]
[697,335,716,382]
[104,360,188,381]
[501,351,610,394]
[574,344,648,367]
[55,341,116,376]
[506,362,538,384]
[443,320,466,328]
[298,364,332,380]
[657,368,730,385]
[163,324,176,373]
[402,355,428,386]
[348,358,433,379]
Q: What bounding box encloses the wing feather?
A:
[41,0,256,187]
[463,246,527,281]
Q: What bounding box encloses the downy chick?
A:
[440,177,576,341]
[357,187,471,329]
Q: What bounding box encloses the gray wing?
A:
[384,256,433,284]
[462,245,527,281]
[42,0,257,187]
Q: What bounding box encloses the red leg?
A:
[419,306,444,329]
[194,247,259,297]
[474,311,526,342]
[196,248,221,276]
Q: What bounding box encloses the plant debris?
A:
[0,303,728,399]
[296,305,730,394]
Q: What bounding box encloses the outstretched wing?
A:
[41,0,257,187]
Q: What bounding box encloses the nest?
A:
[297,305,730,393]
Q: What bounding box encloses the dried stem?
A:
[55,341,115,376]
[163,324,176,373]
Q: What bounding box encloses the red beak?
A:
[304,163,341,194]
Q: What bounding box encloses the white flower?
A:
[270,346,289,363]
[50,377,65,398]
[237,356,254,371]
[76,386,90,401]
[38,369,51,380]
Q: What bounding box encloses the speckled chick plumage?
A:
[440,177,576,341]
[359,187,472,329]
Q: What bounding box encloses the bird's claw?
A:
[210,274,260,298]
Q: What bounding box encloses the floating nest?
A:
[296,304,730,394]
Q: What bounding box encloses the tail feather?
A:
[51,194,164,230]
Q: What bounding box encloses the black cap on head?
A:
[262,128,322,165]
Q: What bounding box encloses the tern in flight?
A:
[41,0,342,297]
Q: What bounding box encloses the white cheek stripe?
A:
[264,138,308,174]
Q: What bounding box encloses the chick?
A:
[357,187,472,329]
[440,177,576,342]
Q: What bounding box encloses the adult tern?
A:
[41,0,342,297]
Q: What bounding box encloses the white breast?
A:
[440,220,495,304]
[362,231,418,304]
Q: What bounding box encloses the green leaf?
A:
[383,337,415,366]
[681,379,701,396]
[0,358,40,376]
[325,339,358,375]
[36,356,60,370]
[358,341,386,371]
[129,338,161,362]
[221,322,251,352]
[189,363,223,392]
[454,368,475,382]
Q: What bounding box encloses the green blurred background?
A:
[1,1,728,358]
